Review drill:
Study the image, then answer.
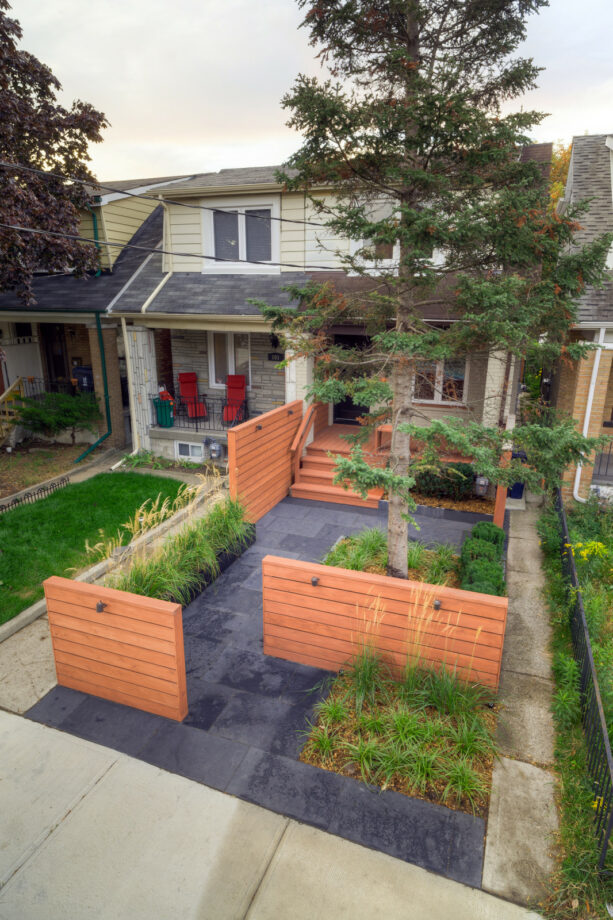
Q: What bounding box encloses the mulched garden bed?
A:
[0,440,107,499]
[300,662,498,819]
[412,492,495,515]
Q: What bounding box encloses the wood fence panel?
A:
[262,556,508,690]
[227,401,302,523]
[44,576,188,721]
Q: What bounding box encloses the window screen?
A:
[414,362,437,401]
[442,359,465,403]
[245,209,271,262]
[233,333,250,385]
[213,332,229,384]
[213,210,239,261]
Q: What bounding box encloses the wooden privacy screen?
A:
[44,576,188,721]
[227,400,302,523]
[263,557,508,690]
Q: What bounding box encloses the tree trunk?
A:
[386,352,414,578]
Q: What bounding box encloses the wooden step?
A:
[290,481,383,509]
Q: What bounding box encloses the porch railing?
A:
[150,394,250,432]
[554,488,613,873]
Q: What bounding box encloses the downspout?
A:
[573,327,606,503]
[74,312,112,462]
[87,205,102,277]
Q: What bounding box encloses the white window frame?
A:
[175,441,205,462]
[207,331,252,390]
[201,195,280,274]
[413,357,469,406]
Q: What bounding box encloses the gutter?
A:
[573,327,606,503]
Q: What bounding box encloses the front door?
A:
[41,323,69,385]
[332,333,370,425]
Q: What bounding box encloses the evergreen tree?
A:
[260,0,611,578]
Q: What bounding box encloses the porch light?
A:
[474,476,489,498]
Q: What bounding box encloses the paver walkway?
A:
[482,505,558,905]
[27,497,491,888]
[0,710,542,920]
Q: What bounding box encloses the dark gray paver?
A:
[26,495,487,887]
[26,685,89,727]
[55,696,169,757]
[138,722,249,790]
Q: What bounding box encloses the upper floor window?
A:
[202,196,280,273]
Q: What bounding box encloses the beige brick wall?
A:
[170,329,286,415]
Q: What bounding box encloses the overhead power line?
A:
[0,221,346,273]
[0,161,330,229]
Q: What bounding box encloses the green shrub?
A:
[470,521,505,553]
[461,558,506,596]
[16,392,102,444]
[413,462,474,501]
[460,537,498,567]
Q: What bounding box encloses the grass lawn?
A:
[0,472,183,624]
[0,441,107,499]
[301,651,497,817]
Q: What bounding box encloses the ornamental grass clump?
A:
[323,528,459,586]
[301,648,497,816]
[108,497,251,604]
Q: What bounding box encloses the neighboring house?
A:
[0,174,193,448]
[109,152,549,479]
[550,135,613,500]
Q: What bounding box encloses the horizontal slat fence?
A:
[44,576,188,721]
[263,556,508,689]
[227,400,303,523]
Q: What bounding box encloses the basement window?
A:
[176,442,204,462]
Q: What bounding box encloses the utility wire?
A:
[0,221,345,273]
[0,160,331,229]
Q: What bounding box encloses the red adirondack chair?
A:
[222,375,246,425]
[178,372,207,419]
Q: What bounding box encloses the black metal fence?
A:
[18,377,94,399]
[593,443,613,483]
[150,394,249,432]
[554,488,613,873]
[0,476,70,514]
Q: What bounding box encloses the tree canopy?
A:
[0,0,107,303]
[260,0,612,577]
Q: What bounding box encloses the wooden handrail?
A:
[290,404,316,483]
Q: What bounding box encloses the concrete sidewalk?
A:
[0,711,541,920]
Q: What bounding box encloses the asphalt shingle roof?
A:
[155,166,287,193]
[110,268,309,316]
[563,134,613,324]
[0,207,163,315]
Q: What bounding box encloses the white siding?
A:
[280,192,307,270]
[163,201,202,273]
[102,197,159,269]
[305,193,349,270]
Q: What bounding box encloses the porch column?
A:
[285,353,313,404]
[560,348,613,501]
[123,324,157,453]
[481,351,508,428]
[87,323,126,449]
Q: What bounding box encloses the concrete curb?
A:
[0,448,122,506]
[0,481,226,644]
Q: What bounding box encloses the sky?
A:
[11,0,613,182]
